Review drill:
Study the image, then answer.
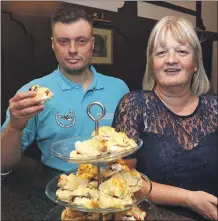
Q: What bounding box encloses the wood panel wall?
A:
[1,1,216,125]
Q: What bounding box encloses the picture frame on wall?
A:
[91,27,113,64]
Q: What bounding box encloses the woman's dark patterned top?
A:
[112,90,218,196]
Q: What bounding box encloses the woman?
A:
[112,16,217,220]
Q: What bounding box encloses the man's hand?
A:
[185,191,218,220]
[9,91,44,130]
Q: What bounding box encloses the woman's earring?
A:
[194,67,197,72]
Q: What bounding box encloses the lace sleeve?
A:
[112,91,144,139]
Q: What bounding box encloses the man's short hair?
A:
[51,8,93,28]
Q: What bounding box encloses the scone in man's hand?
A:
[9,85,53,131]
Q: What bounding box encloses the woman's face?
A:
[152,31,196,89]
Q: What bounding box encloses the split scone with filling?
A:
[29,84,53,104]
[113,169,142,193]
[70,136,106,158]
[61,208,113,221]
[56,188,77,203]
[56,164,99,204]
[86,212,114,221]
[56,177,90,203]
[106,132,137,153]
[69,185,99,209]
[99,176,133,208]
[56,174,90,203]
[102,159,130,178]
[57,173,89,190]
[115,206,146,221]
[70,126,137,158]
[57,183,99,208]
[93,127,137,153]
[61,208,86,221]
[91,126,116,139]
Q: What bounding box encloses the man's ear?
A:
[92,36,95,50]
[51,37,54,51]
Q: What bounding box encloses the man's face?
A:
[51,19,94,74]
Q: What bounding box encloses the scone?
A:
[61,209,113,221]
[84,136,108,152]
[76,164,98,180]
[99,176,131,198]
[57,173,89,190]
[99,192,133,209]
[70,186,99,209]
[102,159,130,178]
[87,212,114,221]
[56,189,76,203]
[69,127,137,158]
[115,206,146,221]
[99,176,133,208]
[70,138,102,157]
[29,84,53,104]
[56,174,90,203]
[113,169,142,193]
[91,126,116,138]
[73,197,99,209]
[61,208,86,221]
[107,132,137,153]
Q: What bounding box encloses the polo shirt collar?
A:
[55,65,104,91]
[88,65,104,90]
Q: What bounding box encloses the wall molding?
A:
[143,1,197,16]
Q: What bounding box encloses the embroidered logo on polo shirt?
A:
[55,109,76,128]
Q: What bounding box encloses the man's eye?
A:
[59,40,68,45]
[77,39,87,45]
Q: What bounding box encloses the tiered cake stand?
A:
[44,102,160,220]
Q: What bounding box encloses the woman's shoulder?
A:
[201,93,218,106]
[200,93,218,118]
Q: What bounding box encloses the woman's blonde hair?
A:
[142,16,210,96]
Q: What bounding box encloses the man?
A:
[1,8,129,172]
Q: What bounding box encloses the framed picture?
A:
[91,27,113,64]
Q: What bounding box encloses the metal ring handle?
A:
[87,101,106,121]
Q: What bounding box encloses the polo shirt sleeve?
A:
[1,82,37,152]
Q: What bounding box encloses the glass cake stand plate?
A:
[45,170,152,213]
[43,199,161,221]
[49,135,143,164]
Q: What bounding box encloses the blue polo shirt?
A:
[1,66,129,171]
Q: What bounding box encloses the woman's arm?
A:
[142,180,218,220]
[124,158,191,207]
[123,158,137,169]
[124,159,218,220]
[145,181,189,207]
